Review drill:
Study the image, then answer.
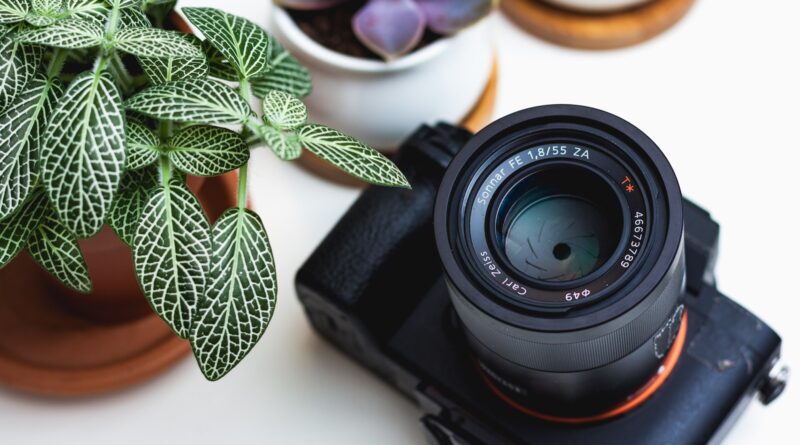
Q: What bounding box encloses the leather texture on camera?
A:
[296,124,473,340]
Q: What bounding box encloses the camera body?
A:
[296,118,785,444]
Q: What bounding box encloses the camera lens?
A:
[497,164,624,285]
[434,105,686,418]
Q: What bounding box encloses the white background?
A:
[1,0,798,444]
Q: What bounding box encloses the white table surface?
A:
[1,1,797,444]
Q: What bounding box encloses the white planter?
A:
[269,6,494,150]
[542,0,653,13]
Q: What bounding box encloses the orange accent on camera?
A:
[479,312,688,424]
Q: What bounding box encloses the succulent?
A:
[276,0,496,60]
[0,0,408,381]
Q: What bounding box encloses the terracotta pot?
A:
[0,13,239,396]
[269,5,495,150]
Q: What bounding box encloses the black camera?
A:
[296,105,787,444]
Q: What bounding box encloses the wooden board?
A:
[298,57,499,187]
[0,173,238,396]
[501,0,695,50]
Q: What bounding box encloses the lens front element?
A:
[499,165,624,285]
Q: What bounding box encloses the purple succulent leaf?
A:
[274,0,351,10]
[416,0,494,35]
[353,0,426,60]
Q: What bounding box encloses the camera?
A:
[296,105,788,444]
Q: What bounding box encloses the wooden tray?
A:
[501,0,696,50]
[0,173,237,396]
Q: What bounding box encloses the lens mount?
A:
[434,105,686,416]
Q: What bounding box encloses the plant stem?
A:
[237,163,248,211]
[105,1,122,39]
[236,77,254,210]
[239,77,252,101]
[160,154,172,188]
[45,48,68,80]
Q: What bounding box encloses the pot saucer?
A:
[501,0,695,49]
[297,57,499,187]
[0,173,237,396]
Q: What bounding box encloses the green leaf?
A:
[41,71,125,238]
[15,18,104,48]
[134,179,210,339]
[114,27,204,59]
[108,165,158,246]
[0,74,62,220]
[26,0,63,27]
[298,124,410,188]
[167,125,248,176]
[107,0,139,8]
[0,0,28,24]
[125,78,253,125]
[0,187,47,267]
[182,7,271,80]
[0,36,42,110]
[117,6,150,29]
[191,208,276,381]
[257,125,301,161]
[203,39,238,82]
[28,206,92,293]
[252,39,311,98]
[125,119,159,170]
[64,0,108,25]
[138,35,208,84]
[261,89,307,130]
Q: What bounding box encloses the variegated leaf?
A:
[0,187,47,267]
[191,208,276,381]
[139,53,208,84]
[124,78,253,125]
[114,27,204,59]
[0,74,62,220]
[41,71,125,238]
[64,0,108,25]
[15,18,104,48]
[107,0,139,8]
[167,125,248,176]
[138,35,208,84]
[125,119,159,170]
[182,7,271,80]
[117,6,150,29]
[252,39,311,98]
[203,39,238,82]
[134,179,210,339]
[0,0,27,24]
[26,0,63,27]
[261,89,306,130]
[108,164,158,246]
[257,125,301,161]
[28,206,92,293]
[298,124,410,188]
[0,36,42,110]
[0,24,8,38]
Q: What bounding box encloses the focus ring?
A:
[451,246,684,372]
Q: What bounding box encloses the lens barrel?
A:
[434,105,686,417]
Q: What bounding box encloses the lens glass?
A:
[497,165,624,284]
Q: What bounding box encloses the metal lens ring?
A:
[467,141,650,308]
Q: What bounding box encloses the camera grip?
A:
[296,124,473,340]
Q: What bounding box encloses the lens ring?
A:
[464,138,651,310]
